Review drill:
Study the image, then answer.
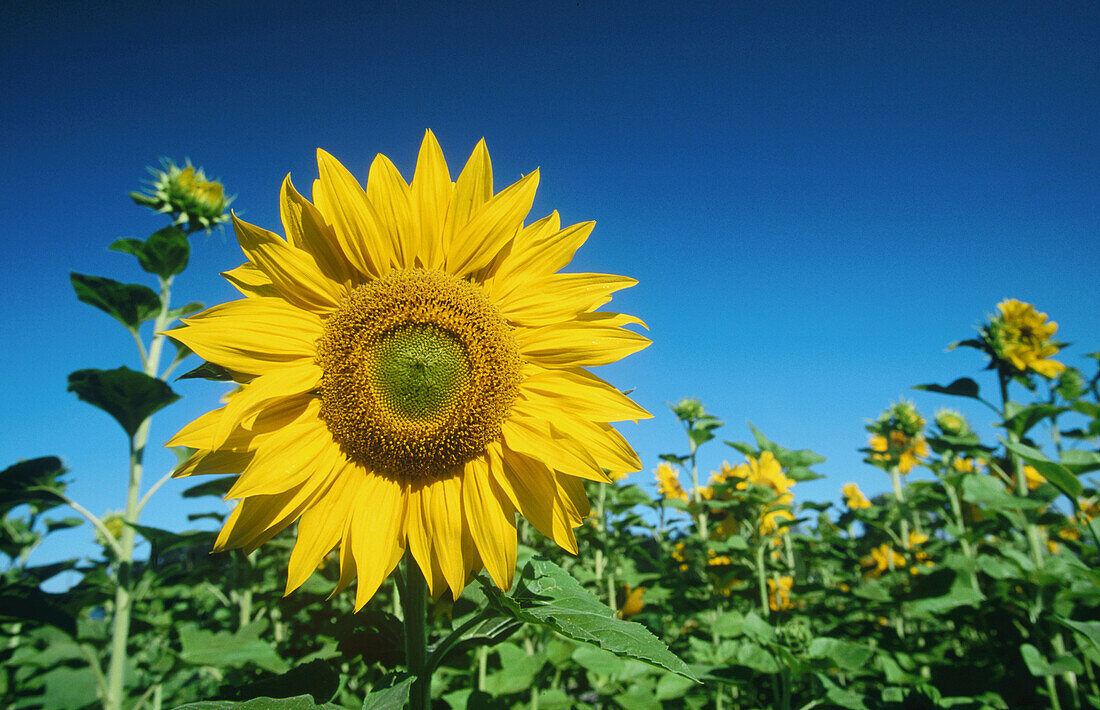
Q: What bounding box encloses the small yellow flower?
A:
[1058,527,1081,541]
[952,456,986,473]
[608,469,628,483]
[671,541,689,572]
[985,299,1066,378]
[1023,465,1045,490]
[842,482,872,510]
[768,576,794,612]
[617,584,645,619]
[861,543,905,577]
[655,462,688,501]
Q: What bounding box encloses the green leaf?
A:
[1000,403,1070,438]
[167,301,204,320]
[479,557,697,681]
[67,366,180,437]
[0,584,77,635]
[71,272,160,331]
[37,666,98,710]
[1020,643,1084,676]
[173,696,341,710]
[1061,449,1100,475]
[656,673,697,700]
[1056,618,1100,652]
[110,225,190,278]
[913,377,982,399]
[1003,441,1083,499]
[0,456,67,515]
[361,674,415,710]
[734,642,779,673]
[747,422,827,467]
[178,360,236,381]
[178,621,290,674]
[227,660,338,704]
[903,586,985,618]
[807,638,874,671]
[960,474,1042,511]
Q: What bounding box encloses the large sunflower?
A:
[166,131,651,608]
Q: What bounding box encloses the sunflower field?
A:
[3,143,1099,710]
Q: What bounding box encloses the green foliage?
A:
[109,226,190,279]
[67,366,180,438]
[70,272,161,333]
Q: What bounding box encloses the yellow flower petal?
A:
[461,455,517,591]
[409,129,452,270]
[498,273,638,326]
[517,318,651,367]
[232,213,346,313]
[313,148,390,278]
[349,472,407,610]
[366,153,416,270]
[280,176,356,287]
[446,169,539,277]
[169,298,322,376]
[520,366,652,422]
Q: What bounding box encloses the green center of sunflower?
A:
[316,269,521,481]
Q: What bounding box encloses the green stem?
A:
[890,468,910,550]
[689,439,709,541]
[402,554,430,710]
[944,477,981,593]
[104,274,175,710]
[755,544,769,618]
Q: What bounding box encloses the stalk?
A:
[402,554,430,710]
[104,275,175,710]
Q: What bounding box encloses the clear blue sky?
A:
[2,1,1097,577]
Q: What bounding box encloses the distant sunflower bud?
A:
[934,408,970,437]
[671,397,706,422]
[131,159,233,231]
[95,511,126,550]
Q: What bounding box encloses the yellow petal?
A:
[221,263,279,299]
[497,273,637,326]
[446,170,539,277]
[489,217,592,300]
[424,474,470,596]
[496,447,579,555]
[410,129,452,270]
[285,466,358,594]
[442,139,492,258]
[350,471,408,610]
[224,414,336,500]
[280,176,356,287]
[514,397,642,476]
[501,416,607,482]
[516,318,651,367]
[461,456,517,591]
[519,366,652,422]
[168,298,322,376]
[215,466,338,554]
[167,394,313,452]
[232,214,345,314]
[173,449,254,478]
[211,365,320,452]
[366,153,415,270]
[313,149,390,278]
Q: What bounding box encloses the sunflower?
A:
[987,299,1066,378]
[166,131,651,608]
[654,462,689,501]
[841,482,871,510]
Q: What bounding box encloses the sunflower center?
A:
[316,269,521,481]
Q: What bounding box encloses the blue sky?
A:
[2,1,1097,576]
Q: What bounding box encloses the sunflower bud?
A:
[131,159,233,232]
[934,408,970,437]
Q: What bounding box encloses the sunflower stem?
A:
[402,554,430,710]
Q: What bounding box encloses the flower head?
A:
[132,158,233,231]
[655,462,689,501]
[617,584,645,619]
[861,543,905,577]
[165,132,650,607]
[841,482,872,510]
[768,576,794,611]
[867,401,928,473]
[981,299,1066,378]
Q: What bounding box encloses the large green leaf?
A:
[1003,441,1083,499]
[67,366,180,437]
[1000,403,1070,438]
[807,638,874,671]
[110,225,190,278]
[1020,643,1084,676]
[361,674,415,710]
[0,456,66,515]
[960,474,1042,511]
[913,377,982,400]
[480,557,697,681]
[71,272,161,331]
[226,660,339,704]
[178,620,290,674]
